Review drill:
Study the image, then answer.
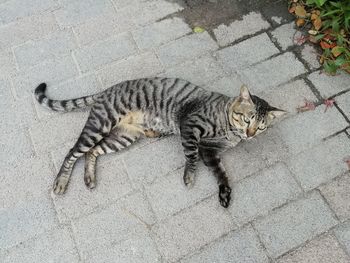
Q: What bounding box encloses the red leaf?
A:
[297,99,316,112]
[344,158,350,170]
[323,98,335,112]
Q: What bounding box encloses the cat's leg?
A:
[180,124,201,187]
[199,147,231,208]
[84,128,141,189]
[53,107,114,194]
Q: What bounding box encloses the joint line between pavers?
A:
[249,222,274,261]
[70,50,83,76]
[265,30,283,52]
[316,188,341,222]
[334,103,350,124]
[333,222,350,259]
[302,75,324,101]
[323,127,350,141]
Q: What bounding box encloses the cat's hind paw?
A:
[53,176,69,195]
[219,184,231,208]
[84,173,96,189]
[183,172,195,188]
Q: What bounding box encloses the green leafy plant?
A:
[290,0,350,74]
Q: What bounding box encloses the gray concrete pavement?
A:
[1,0,350,262]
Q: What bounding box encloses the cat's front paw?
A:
[219,184,231,208]
[53,176,69,195]
[183,172,195,188]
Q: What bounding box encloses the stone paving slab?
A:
[319,173,350,222]
[334,221,350,256]
[181,226,269,263]
[276,234,350,263]
[337,91,350,118]
[152,196,235,262]
[0,226,79,263]
[253,192,338,258]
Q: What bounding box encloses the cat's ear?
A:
[268,107,287,119]
[239,85,253,104]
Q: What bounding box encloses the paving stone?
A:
[33,73,103,120]
[276,234,350,263]
[336,91,350,118]
[275,106,348,155]
[98,52,164,87]
[1,156,54,210]
[51,156,132,222]
[14,30,78,70]
[72,193,154,253]
[123,136,185,188]
[207,74,243,97]
[301,44,321,70]
[0,196,59,250]
[0,13,58,49]
[222,142,267,182]
[0,0,58,24]
[112,0,148,9]
[319,173,350,222]
[239,52,306,93]
[54,0,116,27]
[253,192,338,258]
[308,70,350,98]
[29,110,88,155]
[271,22,303,50]
[287,134,350,191]
[181,226,269,263]
[242,127,291,166]
[83,231,161,263]
[156,32,218,68]
[334,221,350,256]
[146,163,216,221]
[213,12,270,46]
[256,79,317,114]
[73,11,134,46]
[74,32,137,73]
[0,49,17,76]
[216,33,279,71]
[12,55,79,98]
[0,227,79,263]
[152,196,235,262]
[163,54,225,86]
[121,0,183,26]
[133,17,191,51]
[229,163,302,226]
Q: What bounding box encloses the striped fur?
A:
[34,78,284,208]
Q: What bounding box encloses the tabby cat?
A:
[34,78,285,207]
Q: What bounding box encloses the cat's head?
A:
[228,85,286,139]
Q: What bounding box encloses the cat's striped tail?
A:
[34,83,98,112]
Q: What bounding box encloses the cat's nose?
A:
[246,129,256,137]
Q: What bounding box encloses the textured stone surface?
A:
[271,22,300,50]
[98,52,164,87]
[320,173,350,222]
[163,54,225,86]
[14,30,77,69]
[254,192,338,258]
[276,234,350,263]
[133,17,191,51]
[308,70,350,97]
[301,44,321,70]
[229,163,302,226]
[74,33,137,72]
[216,33,279,71]
[0,13,58,49]
[213,12,270,46]
[152,196,235,262]
[146,163,216,221]
[181,226,269,263]
[207,74,243,97]
[334,221,350,256]
[275,106,348,155]
[239,52,306,92]
[156,32,218,67]
[257,79,317,114]
[287,134,350,191]
[0,227,79,263]
[337,91,350,118]
[0,49,17,76]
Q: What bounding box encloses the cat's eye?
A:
[258,126,266,131]
[243,116,250,124]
